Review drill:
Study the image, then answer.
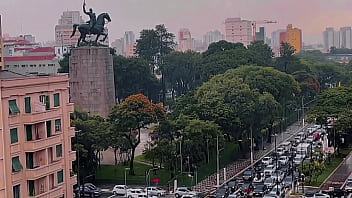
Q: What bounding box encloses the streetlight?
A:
[75,130,82,198]
[216,135,220,188]
[146,167,159,198]
[250,126,254,166]
[271,133,279,196]
[124,168,130,186]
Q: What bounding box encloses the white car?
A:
[306,136,315,143]
[127,189,145,198]
[262,157,273,165]
[293,156,304,165]
[277,147,285,156]
[264,164,276,177]
[313,193,330,198]
[113,185,128,196]
[278,156,288,165]
[145,187,166,197]
[270,171,285,183]
[174,187,197,198]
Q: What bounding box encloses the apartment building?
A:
[0,70,76,198]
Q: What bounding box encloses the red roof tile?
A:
[4,55,56,62]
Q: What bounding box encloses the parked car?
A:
[252,184,267,197]
[242,169,255,181]
[127,189,145,198]
[113,185,128,196]
[262,157,273,165]
[74,185,102,197]
[145,187,166,197]
[174,187,197,198]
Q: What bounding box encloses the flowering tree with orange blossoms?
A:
[109,94,166,175]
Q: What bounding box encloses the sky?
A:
[1,0,352,44]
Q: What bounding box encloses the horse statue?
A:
[70,12,111,47]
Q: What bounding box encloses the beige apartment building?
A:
[0,70,76,198]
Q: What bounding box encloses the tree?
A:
[247,40,274,66]
[136,29,159,67]
[58,53,70,73]
[109,94,166,175]
[275,42,308,74]
[112,55,161,102]
[71,107,110,182]
[162,51,201,99]
[203,40,245,56]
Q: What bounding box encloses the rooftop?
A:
[29,47,54,53]
[0,70,28,80]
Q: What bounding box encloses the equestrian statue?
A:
[71,0,111,46]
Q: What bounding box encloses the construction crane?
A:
[252,20,277,41]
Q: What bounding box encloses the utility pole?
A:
[180,141,182,175]
[302,96,305,127]
[250,125,254,166]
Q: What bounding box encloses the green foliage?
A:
[58,53,70,73]
[113,55,161,102]
[296,50,328,62]
[247,40,274,66]
[203,40,245,56]
[330,47,352,54]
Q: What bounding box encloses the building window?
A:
[56,144,62,157]
[26,152,34,169]
[12,156,23,172]
[28,180,35,196]
[10,128,18,143]
[54,93,60,107]
[40,95,50,110]
[26,125,33,141]
[55,119,61,132]
[57,170,64,184]
[13,185,20,198]
[47,121,52,137]
[25,97,31,113]
[9,99,20,115]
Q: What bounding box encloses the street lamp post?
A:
[216,135,220,188]
[146,167,159,198]
[250,126,254,166]
[272,133,279,195]
[124,168,130,186]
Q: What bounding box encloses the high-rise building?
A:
[111,38,125,56]
[285,24,302,53]
[55,11,84,47]
[270,29,286,56]
[323,27,340,51]
[0,15,3,69]
[255,27,265,41]
[124,31,135,46]
[203,30,224,47]
[224,18,252,46]
[178,28,194,52]
[0,70,77,198]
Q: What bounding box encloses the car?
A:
[313,193,330,198]
[303,191,315,198]
[264,165,276,177]
[174,187,197,198]
[127,189,146,198]
[113,185,128,196]
[306,136,315,143]
[262,157,273,165]
[270,171,285,183]
[252,184,267,197]
[253,173,264,183]
[242,169,255,181]
[293,156,303,166]
[145,187,166,197]
[322,188,346,198]
[263,193,279,198]
[215,187,229,198]
[254,162,263,172]
[74,186,102,197]
[226,180,238,193]
[303,158,313,164]
[269,185,285,198]
[294,136,302,143]
[282,176,293,189]
[278,156,289,166]
[344,180,352,193]
[277,147,285,156]
[180,195,198,198]
[240,182,254,195]
[264,177,275,189]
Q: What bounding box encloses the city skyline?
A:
[1,0,352,44]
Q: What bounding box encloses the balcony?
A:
[34,185,63,198]
[11,172,22,183]
[69,151,77,162]
[70,175,77,185]
[10,143,20,154]
[24,133,63,152]
[22,106,61,124]
[25,161,63,180]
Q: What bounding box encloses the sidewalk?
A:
[193,121,306,193]
[320,151,352,190]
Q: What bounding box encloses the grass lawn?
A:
[307,148,352,187]
[97,142,240,187]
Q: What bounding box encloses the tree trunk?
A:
[129,146,137,176]
[114,148,118,166]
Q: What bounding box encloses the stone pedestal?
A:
[69,46,115,117]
